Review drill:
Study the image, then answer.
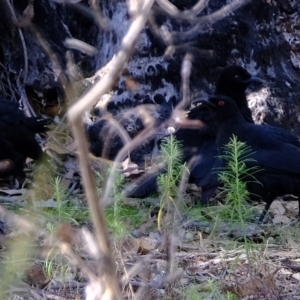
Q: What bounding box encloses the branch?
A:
[67,1,155,299]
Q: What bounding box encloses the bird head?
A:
[215,65,264,102]
[189,100,217,122]
[199,95,241,122]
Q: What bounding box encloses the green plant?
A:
[184,284,201,300]
[94,170,106,195]
[106,170,127,237]
[225,291,238,300]
[218,135,260,223]
[53,176,76,223]
[43,177,88,280]
[44,177,89,224]
[182,281,238,300]
[44,221,72,280]
[157,135,186,230]
[206,280,238,300]
[99,169,145,238]
[44,246,73,281]
[105,204,143,236]
[206,279,225,299]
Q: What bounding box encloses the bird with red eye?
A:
[199,94,300,223]
[126,66,264,200]
[198,95,241,122]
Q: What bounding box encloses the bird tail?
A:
[125,168,166,198]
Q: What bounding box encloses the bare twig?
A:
[175,53,193,111]
[156,0,250,23]
[4,0,28,84]
[173,0,251,42]
[154,0,251,44]
[0,63,19,100]
[67,1,155,298]
[199,0,251,24]
[99,104,159,159]
[191,0,210,15]
[102,124,160,206]
[163,52,193,281]
[17,76,37,117]
[3,0,37,117]
[0,206,97,291]
[89,0,108,30]
[30,26,67,87]
[53,0,109,30]
[64,38,98,56]
[101,116,133,159]
[156,0,209,19]
[177,155,200,203]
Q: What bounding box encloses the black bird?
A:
[189,66,263,203]
[0,101,50,133]
[126,101,218,198]
[0,135,25,179]
[0,100,51,185]
[175,66,263,162]
[214,65,260,123]
[202,95,300,222]
[126,66,263,200]
[0,100,51,162]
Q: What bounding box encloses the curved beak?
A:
[193,99,216,108]
[244,75,264,85]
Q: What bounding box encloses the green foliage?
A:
[184,284,201,300]
[157,135,186,230]
[105,204,143,237]
[182,281,238,300]
[52,177,76,223]
[44,225,72,281]
[95,169,145,238]
[43,176,88,280]
[100,169,128,237]
[44,177,89,224]
[218,135,260,222]
[225,291,238,300]
[94,170,106,195]
[205,280,238,300]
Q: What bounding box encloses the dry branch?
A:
[67,0,155,299]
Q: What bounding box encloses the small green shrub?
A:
[218,135,260,223]
[43,176,88,280]
[157,135,186,230]
[95,169,145,237]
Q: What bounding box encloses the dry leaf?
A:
[121,157,143,177]
[46,141,75,155]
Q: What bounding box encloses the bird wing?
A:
[228,123,300,150]
[258,124,300,147]
[251,144,300,176]
[190,139,218,180]
[219,122,300,175]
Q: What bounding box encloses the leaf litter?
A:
[0,119,300,300]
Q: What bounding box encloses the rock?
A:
[0,0,299,146]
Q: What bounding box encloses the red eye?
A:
[218,101,225,106]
